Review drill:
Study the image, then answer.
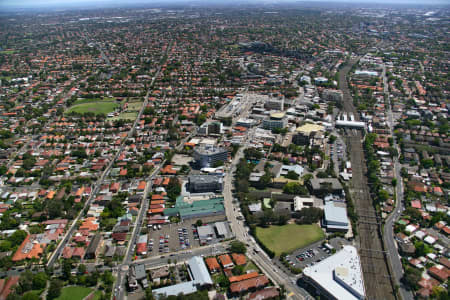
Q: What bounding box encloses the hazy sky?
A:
[1,0,448,9]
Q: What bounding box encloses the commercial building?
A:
[193,146,228,168]
[322,89,343,102]
[198,121,223,136]
[293,123,324,146]
[187,175,223,193]
[323,201,349,232]
[302,245,365,300]
[264,97,285,111]
[309,178,343,196]
[294,197,315,211]
[153,256,213,298]
[164,196,225,220]
[262,112,287,130]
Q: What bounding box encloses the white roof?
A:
[405,224,418,234]
[303,245,365,300]
[424,235,437,245]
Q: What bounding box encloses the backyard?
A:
[255,224,325,256]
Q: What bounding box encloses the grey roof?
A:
[197,225,215,239]
[188,256,213,285]
[324,201,349,228]
[188,175,223,185]
[310,178,343,191]
[153,281,197,297]
[134,264,146,280]
[215,221,232,238]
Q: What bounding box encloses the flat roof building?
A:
[153,256,212,298]
[323,201,349,232]
[188,175,223,194]
[262,112,287,130]
[193,146,228,168]
[303,245,365,300]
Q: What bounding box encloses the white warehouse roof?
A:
[303,245,365,300]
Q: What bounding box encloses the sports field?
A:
[66,98,119,115]
[255,224,325,256]
[56,286,92,300]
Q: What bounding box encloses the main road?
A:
[382,64,414,300]
[219,96,313,300]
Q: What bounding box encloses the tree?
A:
[21,292,40,300]
[230,241,247,254]
[402,267,421,291]
[62,259,73,280]
[47,279,63,300]
[232,265,244,275]
[378,189,390,202]
[329,135,337,144]
[283,182,308,195]
[293,207,324,224]
[286,171,299,180]
[216,274,230,288]
[145,287,154,300]
[405,207,421,222]
[78,264,87,274]
[255,172,272,190]
[32,272,47,290]
[16,270,33,294]
[167,177,181,201]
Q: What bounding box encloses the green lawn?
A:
[0,50,15,54]
[56,286,93,300]
[107,111,137,121]
[91,290,103,300]
[255,224,325,256]
[66,100,119,115]
[126,101,143,111]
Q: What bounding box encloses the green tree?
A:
[47,279,63,300]
[32,272,47,290]
[285,171,299,180]
[230,241,246,254]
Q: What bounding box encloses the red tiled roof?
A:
[229,271,259,283]
[230,275,269,294]
[232,253,247,265]
[205,257,221,271]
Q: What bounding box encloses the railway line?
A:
[339,60,396,300]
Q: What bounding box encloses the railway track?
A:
[339,60,396,300]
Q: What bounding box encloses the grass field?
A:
[107,111,137,121]
[91,290,103,300]
[126,101,143,111]
[0,50,15,54]
[66,99,119,115]
[56,286,92,300]
[255,224,325,256]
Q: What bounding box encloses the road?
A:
[47,43,168,269]
[218,95,313,300]
[382,64,414,300]
[223,139,312,300]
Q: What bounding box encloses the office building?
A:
[193,146,228,168]
[188,175,223,193]
[262,112,287,130]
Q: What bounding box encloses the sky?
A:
[1,0,448,10]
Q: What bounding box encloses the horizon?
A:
[1,0,449,11]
